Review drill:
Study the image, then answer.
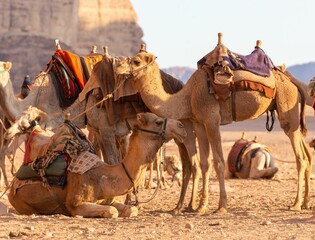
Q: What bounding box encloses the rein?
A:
[127,57,156,77]
[121,118,168,205]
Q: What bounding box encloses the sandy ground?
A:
[0,112,315,239]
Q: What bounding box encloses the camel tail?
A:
[295,80,307,136]
[283,71,307,136]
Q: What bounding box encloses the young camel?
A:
[115,33,312,212]
[225,132,278,179]
[5,106,187,217]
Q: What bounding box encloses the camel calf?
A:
[5,107,187,218]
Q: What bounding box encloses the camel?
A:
[89,52,210,214]
[145,153,182,189]
[114,33,312,212]
[0,74,33,188]
[5,106,187,217]
[225,132,278,179]
[0,46,124,166]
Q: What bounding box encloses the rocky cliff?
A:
[0,0,143,89]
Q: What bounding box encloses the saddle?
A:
[198,34,276,101]
[15,120,98,183]
[47,49,103,108]
[227,138,252,173]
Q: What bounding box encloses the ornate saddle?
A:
[44,43,103,108]
[198,33,277,101]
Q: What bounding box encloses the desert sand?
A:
[0,111,315,239]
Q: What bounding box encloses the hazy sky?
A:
[130,0,315,69]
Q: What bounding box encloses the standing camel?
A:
[5,107,187,217]
[114,33,312,212]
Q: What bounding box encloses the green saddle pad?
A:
[16,154,67,180]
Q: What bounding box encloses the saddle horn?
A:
[217,33,223,45]
[103,46,109,57]
[255,40,262,49]
[139,43,147,53]
[91,45,97,54]
[55,39,61,50]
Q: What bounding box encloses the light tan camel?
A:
[115,33,312,212]
[91,53,209,214]
[0,47,123,166]
[225,132,278,179]
[5,106,187,217]
[0,74,33,188]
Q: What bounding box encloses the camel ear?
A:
[3,62,12,71]
[145,54,156,64]
[137,113,148,125]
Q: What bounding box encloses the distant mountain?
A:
[162,67,195,83]
[287,62,315,83]
[163,62,315,84]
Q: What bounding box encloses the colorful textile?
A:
[68,151,103,174]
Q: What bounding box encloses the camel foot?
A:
[172,208,182,215]
[102,206,119,218]
[302,200,311,210]
[145,182,157,189]
[214,207,228,214]
[119,206,138,218]
[289,204,301,211]
[196,206,208,215]
[265,167,278,179]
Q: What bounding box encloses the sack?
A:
[16,154,67,180]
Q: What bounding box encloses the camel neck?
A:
[134,64,192,120]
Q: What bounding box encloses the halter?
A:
[126,56,156,77]
[121,118,168,205]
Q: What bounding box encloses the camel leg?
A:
[145,161,157,189]
[68,202,119,218]
[205,123,227,213]
[249,152,278,179]
[195,125,211,214]
[172,141,192,214]
[101,197,138,217]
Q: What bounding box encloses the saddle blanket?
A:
[68,151,103,174]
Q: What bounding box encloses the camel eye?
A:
[133,59,141,66]
[155,119,163,126]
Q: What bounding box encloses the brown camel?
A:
[5,106,187,217]
[114,33,312,212]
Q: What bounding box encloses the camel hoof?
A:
[172,208,181,215]
[120,206,138,218]
[214,207,228,214]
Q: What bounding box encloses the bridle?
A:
[121,118,168,205]
[126,56,156,77]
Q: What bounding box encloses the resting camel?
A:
[225,132,278,179]
[5,106,187,217]
[115,33,312,212]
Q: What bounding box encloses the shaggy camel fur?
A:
[225,132,278,179]
[115,34,312,212]
[92,55,209,213]
[6,107,187,217]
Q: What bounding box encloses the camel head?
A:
[134,112,187,143]
[5,106,48,140]
[307,76,315,97]
[114,52,157,77]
